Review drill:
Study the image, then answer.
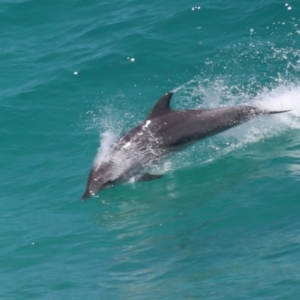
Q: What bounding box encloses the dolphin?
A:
[81,92,289,200]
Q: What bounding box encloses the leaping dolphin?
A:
[81,92,289,200]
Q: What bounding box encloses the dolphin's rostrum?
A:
[82,92,289,200]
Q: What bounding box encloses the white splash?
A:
[93,130,118,167]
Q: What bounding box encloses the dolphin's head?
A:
[81,162,115,201]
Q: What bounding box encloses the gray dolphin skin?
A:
[81,92,289,200]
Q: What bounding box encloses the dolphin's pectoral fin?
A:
[147,92,173,119]
[138,173,163,182]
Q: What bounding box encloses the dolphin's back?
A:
[149,106,263,148]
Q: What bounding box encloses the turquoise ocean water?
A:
[2,0,300,298]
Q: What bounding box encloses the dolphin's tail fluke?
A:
[266,109,292,114]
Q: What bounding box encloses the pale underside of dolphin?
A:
[81,92,290,200]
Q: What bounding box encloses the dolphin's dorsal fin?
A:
[147,92,173,119]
